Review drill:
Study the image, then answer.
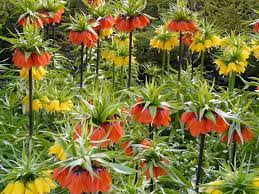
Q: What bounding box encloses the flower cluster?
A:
[44,99,73,113]
[181,112,229,137]
[150,25,179,51]
[215,35,251,75]
[20,67,47,80]
[206,177,259,194]
[131,98,171,127]
[68,14,98,48]
[22,95,73,113]
[38,0,66,25]
[13,48,51,70]
[53,165,112,194]
[103,34,135,67]
[2,175,56,194]
[190,29,221,53]
[17,0,65,28]
[140,147,168,180]
[115,15,150,33]
[221,127,255,144]
[74,120,124,148]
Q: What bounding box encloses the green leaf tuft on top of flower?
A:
[166,0,197,22]
[204,160,259,194]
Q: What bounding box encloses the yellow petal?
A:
[24,182,36,194]
[34,179,44,194]
[204,39,213,48]
[32,100,42,111]
[2,182,15,194]
[12,182,25,194]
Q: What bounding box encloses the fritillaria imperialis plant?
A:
[205,162,259,194]
[0,151,56,194]
[51,136,133,194]
[181,81,229,192]
[131,81,172,130]
[14,0,44,28]
[189,23,221,78]
[103,32,135,88]
[38,0,65,25]
[73,91,124,148]
[37,0,66,44]
[150,24,179,77]
[215,34,251,92]
[219,92,256,165]
[166,0,197,81]
[0,24,51,144]
[139,146,169,192]
[83,0,115,76]
[115,0,150,88]
[67,13,98,87]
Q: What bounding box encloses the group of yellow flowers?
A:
[190,32,221,52]
[22,95,73,113]
[2,175,56,194]
[20,67,47,81]
[215,36,251,75]
[150,25,179,51]
[150,21,259,77]
[206,177,259,194]
[103,36,135,67]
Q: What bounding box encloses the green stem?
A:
[231,142,237,168]
[120,66,123,87]
[80,43,84,88]
[112,63,115,89]
[162,51,166,78]
[178,32,183,82]
[127,32,133,88]
[200,51,205,79]
[167,51,170,72]
[28,69,33,157]
[190,51,194,80]
[228,72,236,93]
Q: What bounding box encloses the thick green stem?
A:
[162,51,166,78]
[28,69,33,157]
[228,73,236,93]
[127,32,133,88]
[195,134,205,193]
[200,51,205,79]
